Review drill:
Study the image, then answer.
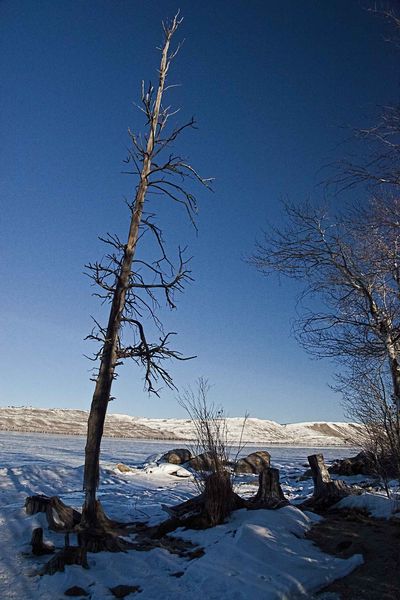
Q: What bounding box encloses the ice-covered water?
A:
[0,431,354,515]
[0,430,352,472]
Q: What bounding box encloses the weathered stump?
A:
[42,546,89,575]
[304,453,355,509]
[77,529,131,553]
[30,527,55,556]
[161,471,245,529]
[25,494,51,515]
[204,471,245,526]
[162,493,205,520]
[25,495,81,531]
[248,467,289,509]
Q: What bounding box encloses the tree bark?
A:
[387,349,400,411]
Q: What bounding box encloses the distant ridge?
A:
[0,407,362,446]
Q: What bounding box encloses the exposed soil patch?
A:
[307,509,400,599]
[308,424,344,438]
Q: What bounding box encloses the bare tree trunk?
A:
[82,20,178,526]
[388,352,400,412]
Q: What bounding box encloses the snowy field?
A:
[0,432,394,599]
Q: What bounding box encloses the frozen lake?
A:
[0,430,353,472]
[0,431,354,514]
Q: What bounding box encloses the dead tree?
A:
[81,14,211,543]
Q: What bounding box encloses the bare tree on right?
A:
[250,198,400,483]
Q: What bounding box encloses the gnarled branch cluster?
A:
[251,201,400,367]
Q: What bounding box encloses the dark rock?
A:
[64,586,89,597]
[186,452,221,471]
[234,451,271,474]
[160,449,192,465]
[110,584,142,598]
[328,450,399,478]
[297,468,312,481]
[329,451,374,476]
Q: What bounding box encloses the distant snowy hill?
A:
[0,407,363,446]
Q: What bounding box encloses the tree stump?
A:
[161,471,245,530]
[162,494,205,520]
[42,546,89,575]
[248,467,289,509]
[25,495,81,531]
[203,471,245,526]
[25,494,51,516]
[305,453,354,509]
[31,527,55,556]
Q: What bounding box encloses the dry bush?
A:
[178,378,248,525]
[338,366,400,496]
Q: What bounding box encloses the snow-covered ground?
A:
[0,432,396,600]
[0,407,364,446]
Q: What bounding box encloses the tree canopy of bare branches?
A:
[250,198,400,411]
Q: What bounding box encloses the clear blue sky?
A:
[1,1,399,422]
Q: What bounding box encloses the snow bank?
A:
[335,492,400,519]
[169,507,363,600]
[29,507,364,600]
[143,463,191,477]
